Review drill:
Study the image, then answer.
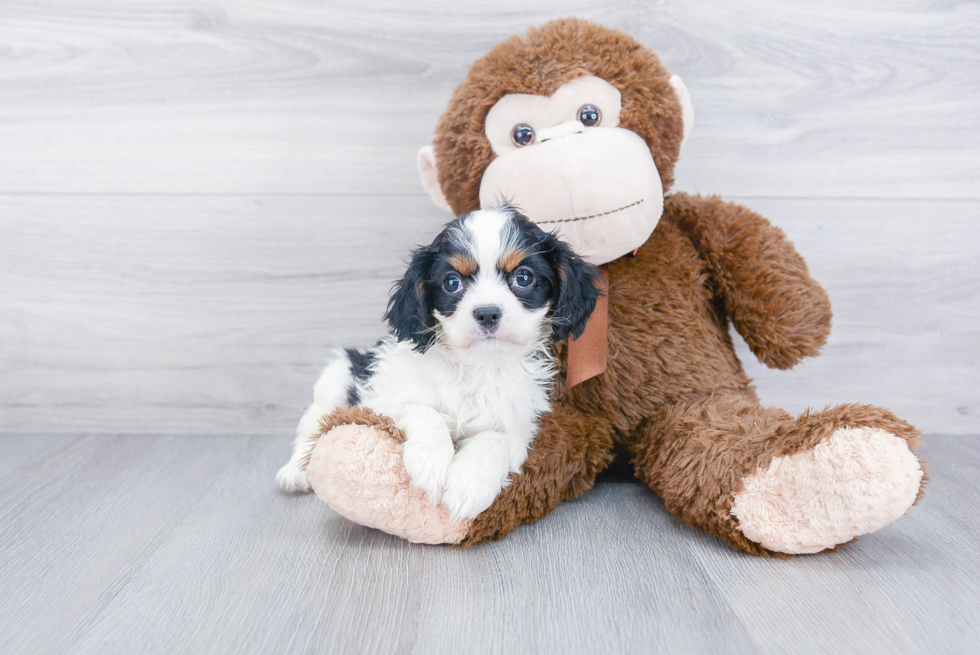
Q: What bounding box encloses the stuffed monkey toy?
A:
[302,18,925,556]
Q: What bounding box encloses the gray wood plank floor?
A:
[2,3,977,651]
[0,433,977,655]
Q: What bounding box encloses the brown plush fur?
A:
[459,403,616,546]
[464,193,899,548]
[319,19,925,554]
[631,393,923,557]
[434,18,684,215]
[435,19,925,552]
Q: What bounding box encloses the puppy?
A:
[276,206,601,520]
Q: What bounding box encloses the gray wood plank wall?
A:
[1,0,978,435]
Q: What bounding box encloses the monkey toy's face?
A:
[478,75,690,265]
[417,19,694,266]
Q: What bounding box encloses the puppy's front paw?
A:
[277,461,312,493]
[402,438,454,505]
[442,456,506,521]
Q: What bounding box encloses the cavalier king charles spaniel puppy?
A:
[277,206,601,520]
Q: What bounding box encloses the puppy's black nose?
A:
[473,305,501,332]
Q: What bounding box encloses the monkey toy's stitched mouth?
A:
[537,199,645,225]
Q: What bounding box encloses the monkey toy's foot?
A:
[304,407,471,545]
[731,410,925,555]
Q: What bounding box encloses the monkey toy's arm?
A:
[665,192,832,370]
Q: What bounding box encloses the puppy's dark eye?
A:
[443,274,463,294]
[512,124,535,147]
[511,268,535,290]
[578,104,601,127]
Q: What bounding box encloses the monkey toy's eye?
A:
[511,124,535,147]
[511,267,535,290]
[578,104,601,127]
[443,274,463,294]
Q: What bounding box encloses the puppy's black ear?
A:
[385,244,438,352]
[545,234,603,342]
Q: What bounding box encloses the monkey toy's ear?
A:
[384,244,439,352]
[546,235,604,342]
[417,146,454,213]
[669,75,695,147]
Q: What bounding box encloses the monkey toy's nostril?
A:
[473,305,502,332]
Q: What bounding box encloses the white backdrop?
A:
[1,0,977,434]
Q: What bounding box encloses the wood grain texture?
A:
[1,1,977,434]
[0,433,977,654]
[1,195,977,434]
[734,197,980,434]
[0,194,448,434]
[0,0,977,197]
[0,434,247,654]
[2,4,977,652]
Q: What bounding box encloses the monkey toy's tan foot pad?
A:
[305,407,471,545]
[732,425,924,555]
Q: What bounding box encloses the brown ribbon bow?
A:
[566,265,609,388]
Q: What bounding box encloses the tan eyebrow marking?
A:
[447,253,478,277]
[498,248,529,274]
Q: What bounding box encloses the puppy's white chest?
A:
[440,364,537,439]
